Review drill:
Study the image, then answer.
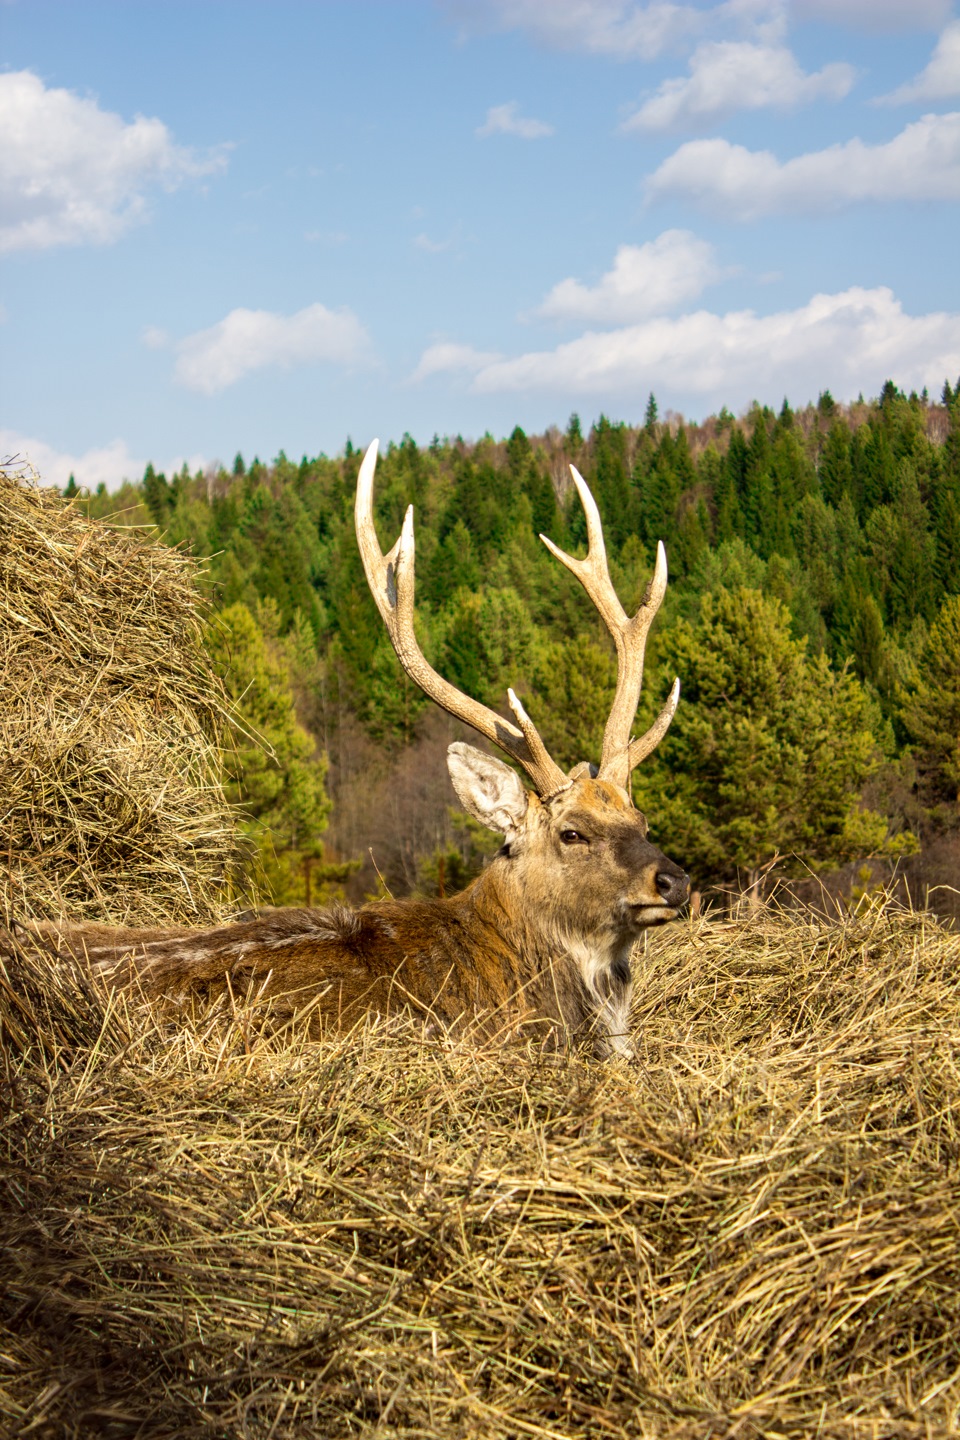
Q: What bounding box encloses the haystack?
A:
[0,460,239,926]
[2,903,959,1437]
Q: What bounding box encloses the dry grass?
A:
[0,462,240,927]
[2,903,959,1438]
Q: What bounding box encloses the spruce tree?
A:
[900,594,960,807]
[205,603,336,903]
[636,587,911,899]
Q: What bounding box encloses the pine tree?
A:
[899,594,960,807]
[533,634,617,771]
[205,603,338,903]
[142,463,172,525]
[590,416,631,548]
[636,587,911,899]
[818,421,853,508]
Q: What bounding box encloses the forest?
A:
[69,379,960,916]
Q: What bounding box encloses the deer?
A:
[25,439,689,1058]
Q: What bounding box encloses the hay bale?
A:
[1,904,959,1437]
[0,460,239,926]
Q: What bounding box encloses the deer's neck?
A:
[458,860,635,1058]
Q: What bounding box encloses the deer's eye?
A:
[560,829,588,846]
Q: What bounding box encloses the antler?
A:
[355,439,569,797]
[540,465,680,792]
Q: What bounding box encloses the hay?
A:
[2,903,959,1438]
[0,461,239,926]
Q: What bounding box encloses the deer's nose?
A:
[656,870,690,907]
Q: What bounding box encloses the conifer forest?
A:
[73,382,960,918]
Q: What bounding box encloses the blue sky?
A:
[2,0,960,488]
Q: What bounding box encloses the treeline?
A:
[77,381,960,909]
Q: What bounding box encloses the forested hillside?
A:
[74,381,960,913]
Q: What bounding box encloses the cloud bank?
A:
[414,286,960,413]
[0,431,205,493]
[647,111,960,216]
[173,303,374,394]
[0,70,227,254]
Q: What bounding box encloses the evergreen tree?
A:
[847,591,887,689]
[934,486,960,594]
[637,587,911,898]
[818,421,853,507]
[533,634,617,771]
[900,594,960,807]
[440,586,539,711]
[205,603,336,903]
[790,492,838,616]
[506,425,532,477]
[362,633,431,746]
[428,518,482,605]
[590,416,631,548]
[865,464,937,627]
[142,463,172,525]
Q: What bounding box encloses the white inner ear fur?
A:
[447,742,529,838]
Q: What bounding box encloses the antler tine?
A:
[355,439,567,797]
[540,465,627,636]
[540,464,678,793]
[627,676,680,769]
[508,689,571,798]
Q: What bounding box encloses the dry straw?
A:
[0,460,240,927]
[2,901,959,1438]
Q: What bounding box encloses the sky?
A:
[2,0,960,489]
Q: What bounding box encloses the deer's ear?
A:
[447,743,529,837]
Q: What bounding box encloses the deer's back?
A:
[33,895,574,1041]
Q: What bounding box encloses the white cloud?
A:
[536,231,723,324]
[173,303,374,395]
[141,325,169,350]
[420,287,960,412]
[879,20,960,103]
[0,431,209,492]
[623,41,853,130]
[476,102,554,138]
[789,0,952,31]
[410,342,503,383]
[0,70,227,255]
[414,231,453,252]
[0,432,143,491]
[448,0,785,60]
[647,111,960,217]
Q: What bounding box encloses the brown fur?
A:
[30,772,688,1058]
